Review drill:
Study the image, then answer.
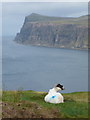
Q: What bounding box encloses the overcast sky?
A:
[1,2,88,36]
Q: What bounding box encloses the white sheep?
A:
[44,84,65,104]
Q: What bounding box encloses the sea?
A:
[1,36,88,93]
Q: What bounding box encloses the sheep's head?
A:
[55,84,65,91]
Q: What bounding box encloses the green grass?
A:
[26,13,88,26]
[2,90,89,118]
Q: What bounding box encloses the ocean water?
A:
[2,36,88,93]
[0,37,2,90]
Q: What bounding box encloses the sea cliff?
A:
[14,13,88,49]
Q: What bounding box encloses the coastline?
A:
[14,40,88,51]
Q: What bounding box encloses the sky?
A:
[1,2,88,36]
[1,0,90,2]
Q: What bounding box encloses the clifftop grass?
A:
[2,91,89,118]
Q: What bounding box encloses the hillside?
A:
[14,13,88,49]
[2,91,89,118]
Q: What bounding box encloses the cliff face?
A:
[14,13,88,49]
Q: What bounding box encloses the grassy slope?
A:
[26,13,88,26]
[2,91,89,118]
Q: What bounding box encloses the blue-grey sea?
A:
[2,36,88,93]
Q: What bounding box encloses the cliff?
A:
[14,13,88,49]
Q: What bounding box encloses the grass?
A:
[0,91,2,118]
[2,90,90,118]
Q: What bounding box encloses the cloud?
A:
[1,2,88,36]
[1,0,90,2]
[2,2,88,17]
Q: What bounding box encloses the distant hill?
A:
[14,13,88,49]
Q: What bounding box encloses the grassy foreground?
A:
[2,90,89,118]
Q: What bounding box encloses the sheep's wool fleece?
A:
[44,88,64,104]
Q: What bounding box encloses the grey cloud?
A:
[2,2,88,17]
[2,2,88,36]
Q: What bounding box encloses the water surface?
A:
[2,36,88,93]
